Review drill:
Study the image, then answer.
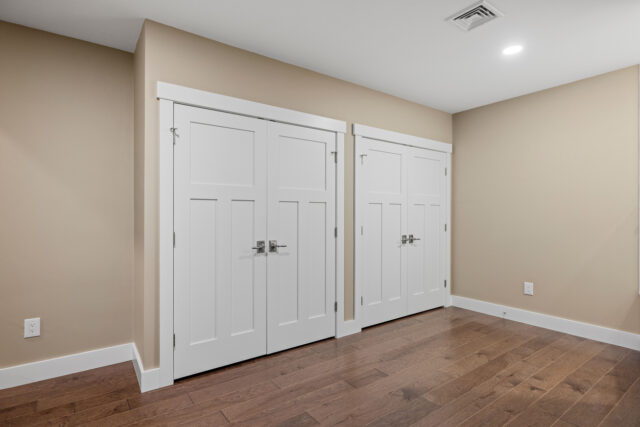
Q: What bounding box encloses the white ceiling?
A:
[1,0,639,113]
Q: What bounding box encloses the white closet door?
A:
[173,105,268,379]
[267,122,336,353]
[358,138,408,328]
[407,147,447,314]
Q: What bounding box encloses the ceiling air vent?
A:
[447,1,503,31]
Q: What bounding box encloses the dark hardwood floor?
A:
[2,307,639,426]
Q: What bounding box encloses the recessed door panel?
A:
[267,122,336,353]
[276,201,300,326]
[230,200,257,336]
[174,105,267,379]
[188,199,217,344]
[190,123,255,187]
[363,202,383,306]
[307,202,328,319]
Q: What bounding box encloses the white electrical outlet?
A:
[24,318,40,338]
[524,282,534,296]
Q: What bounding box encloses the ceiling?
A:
[1,0,639,113]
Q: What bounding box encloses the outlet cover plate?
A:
[24,318,40,338]
[524,282,534,296]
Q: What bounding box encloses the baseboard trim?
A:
[452,295,640,351]
[131,343,161,393]
[0,343,132,390]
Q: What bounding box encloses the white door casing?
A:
[173,105,268,379]
[267,122,336,353]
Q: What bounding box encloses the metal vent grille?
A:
[447,1,503,31]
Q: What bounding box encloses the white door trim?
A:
[353,124,452,331]
[158,82,346,134]
[157,83,347,392]
[353,123,453,154]
[158,98,174,390]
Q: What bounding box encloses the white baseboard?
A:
[452,295,640,351]
[337,319,361,338]
[131,343,161,393]
[0,343,132,390]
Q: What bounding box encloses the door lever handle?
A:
[408,234,421,244]
[252,241,266,254]
[401,235,408,245]
[269,240,287,253]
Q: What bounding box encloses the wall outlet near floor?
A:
[524,282,534,296]
[24,318,40,338]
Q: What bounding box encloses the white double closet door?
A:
[173,105,336,379]
[358,137,447,328]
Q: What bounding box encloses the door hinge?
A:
[361,296,364,306]
[444,224,447,232]
[173,232,176,248]
[170,127,178,145]
[173,333,176,348]
[445,167,448,176]
[361,226,364,235]
[331,151,337,163]
[334,227,338,238]
[334,302,338,312]
[444,280,447,288]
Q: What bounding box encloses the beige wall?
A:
[136,20,452,367]
[452,66,640,334]
[0,21,134,367]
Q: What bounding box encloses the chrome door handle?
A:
[401,235,408,245]
[408,235,421,244]
[269,240,287,253]
[252,241,266,254]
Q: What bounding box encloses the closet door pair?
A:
[358,137,446,328]
[173,105,336,379]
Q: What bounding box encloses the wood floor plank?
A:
[560,350,640,427]
[307,368,452,425]
[307,319,538,425]
[127,400,229,426]
[274,411,319,427]
[3,308,639,427]
[599,376,640,427]
[505,344,629,426]
[424,330,560,406]
[367,397,439,427]
[227,380,354,426]
[31,399,131,427]
[83,394,193,426]
[411,331,581,427]
[455,338,607,426]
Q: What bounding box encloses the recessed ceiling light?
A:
[502,45,523,56]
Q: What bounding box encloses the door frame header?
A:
[353,123,452,153]
[157,82,347,134]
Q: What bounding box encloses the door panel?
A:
[359,138,408,327]
[174,105,267,379]
[267,122,336,353]
[407,148,446,314]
